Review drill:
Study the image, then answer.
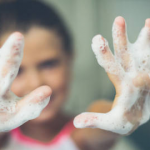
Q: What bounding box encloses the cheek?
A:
[11,62,72,98]
[11,77,26,97]
[42,65,70,92]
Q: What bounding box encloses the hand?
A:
[0,32,52,132]
[74,16,150,135]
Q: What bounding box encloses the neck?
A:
[20,111,70,142]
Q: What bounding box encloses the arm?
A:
[73,16,150,149]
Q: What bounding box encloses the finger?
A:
[91,34,124,87]
[134,19,150,71]
[17,85,52,119]
[1,85,52,114]
[0,86,52,132]
[135,18,150,47]
[0,32,24,95]
[92,34,123,76]
[73,110,133,135]
[17,85,52,109]
[112,16,130,71]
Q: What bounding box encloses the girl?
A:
[0,0,149,150]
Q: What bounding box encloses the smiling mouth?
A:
[50,93,55,102]
[44,94,55,109]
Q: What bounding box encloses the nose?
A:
[26,69,43,93]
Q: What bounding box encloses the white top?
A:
[2,121,140,150]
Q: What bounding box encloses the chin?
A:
[29,101,61,124]
[28,94,66,124]
[29,109,57,124]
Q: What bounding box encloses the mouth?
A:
[45,94,55,109]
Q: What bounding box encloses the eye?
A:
[38,59,60,70]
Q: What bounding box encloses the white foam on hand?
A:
[0,32,52,132]
[74,17,150,135]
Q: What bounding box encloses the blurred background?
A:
[41,0,150,150]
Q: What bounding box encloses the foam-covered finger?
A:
[0,32,24,94]
[112,16,130,71]
[17,85,52,109]
[113,16,128,51]
[145,18,150,28]
[74,112,121,134]
[74,111,133,134]
[0,86,52,132]
[16,86,51,120]
[74,112,108,128]
[0,32,24,77]
[91,34,123,76]
[135,18,150,47]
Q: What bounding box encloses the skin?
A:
[0,16,150,150]
[74,16,150,136]
[11,27,72,122]
[11,27,73,142]
[0,27,72,143]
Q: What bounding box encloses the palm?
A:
[0,32,52,132]
[74,16,150,135]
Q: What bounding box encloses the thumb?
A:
[73,109,133,135]
[17,85,52,120]
[74,112,111,129]
[18,85,52,106]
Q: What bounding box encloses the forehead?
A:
[22,27,65,65]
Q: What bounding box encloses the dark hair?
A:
[0,0,73,55]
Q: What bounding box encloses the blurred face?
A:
[4,27,72,123]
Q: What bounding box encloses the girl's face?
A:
[8,27,72,123]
